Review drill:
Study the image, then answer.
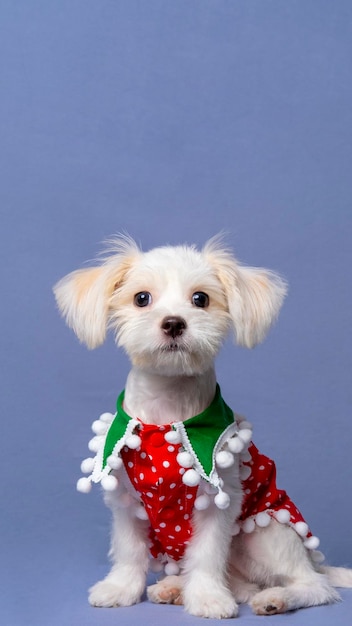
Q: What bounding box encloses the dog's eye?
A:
[192,291,209,308]
[134,292,152,307]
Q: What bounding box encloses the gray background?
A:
[1,1,351,624]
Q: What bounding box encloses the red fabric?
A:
[240,443,311,533]
[121,423,198,561]
[121,425,310,562]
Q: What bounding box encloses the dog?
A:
[54,235,352,619]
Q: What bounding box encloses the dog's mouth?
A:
[161,342,187,352]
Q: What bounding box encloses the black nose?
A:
[161,316,187,339]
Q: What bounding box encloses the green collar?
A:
[101,384,238,485]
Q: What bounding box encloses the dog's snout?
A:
[161,316,187,339]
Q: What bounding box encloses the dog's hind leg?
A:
[230,520,340,615]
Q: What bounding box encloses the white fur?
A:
[54,235,351,618]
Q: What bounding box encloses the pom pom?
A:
[194,494,211,511]
[255,512,271,528]
[101,474,118,491]
[311,550,325,564]
[182,469,201,487]
[99,412,114,424]
[106,454,123,471]
[228,436,245,454]
[238,428,252,445]
[165,561,180,576]
[215,450,235,469]
[80,457,95,474]
[242,518,256,533]
[88,436,102,453]
[125,434,142,449]
[76,477,92,493]
[91,419,108,435]
[295,521,309,537]
[164,429,181,444]
[232,522,241,536]
[274,509,291,524]
[176,451,194,468]
[304,535,320,551]
[239,464,252,481]
[134,505,149,520]
[214,491,230,510]
[240,449,252,463]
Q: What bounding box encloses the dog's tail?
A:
[319,566,352,588]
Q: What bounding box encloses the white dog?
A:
[54,236,352,619]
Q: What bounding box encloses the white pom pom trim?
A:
[274,509,291,524]
[134,505,149,520]
[77,477,92,493]
[294,521,309,537]
[80,457,95,474]
[99,412,114,423]
[101,474,118,491]
[125,434,142,450]
[215,450,235,469]
[91,420,108,435]
[228,436,245,454]
[194,494,211,511]
[176,451,194,468]
[165,561,180,576]
[255,511,271,527]
[164,430,181,444]
[214,491,230,510]
[242,518,256,533]
[88,436,102,453]
[239,464,252,481]
[182,469,201,487]
[106,454,123,471]
[304,535,320,551]
[238,428,252,445]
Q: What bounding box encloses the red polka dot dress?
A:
[78,386,322,566]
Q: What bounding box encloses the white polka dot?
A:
[163,461,170,468]
[140,452,147,459]
[175,525,181,532]
[179,468,185,475]
[168,535,175,540]
[186,494,193,499]
[158,477,164,484]
[259,465,265,471]
[184,514,189,520]
[160,522,166,528]
[128,461,134,468]
[170,483,176,489]
[139,473,144,480]
[167,445,175,452]
[159,495,165,501]
[146,492,154,498]
[151,466,157,473]
[266,492,271,497]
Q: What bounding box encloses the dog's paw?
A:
[147,576,183,605]
[89,579,141,608]
[185,587,238,619]
[250,588,287,615]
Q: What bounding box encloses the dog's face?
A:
[108,245,231,376]
[54,236,287,376]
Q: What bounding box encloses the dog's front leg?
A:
[89,494,149,608]
[182,501,239,619]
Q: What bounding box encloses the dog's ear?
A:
[204,239,287,348]
[53,237,139,349]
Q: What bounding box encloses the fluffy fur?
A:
[54,235,352,618]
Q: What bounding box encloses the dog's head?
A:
[53,236,287,376]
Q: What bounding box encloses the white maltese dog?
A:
[54,235,352,619]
